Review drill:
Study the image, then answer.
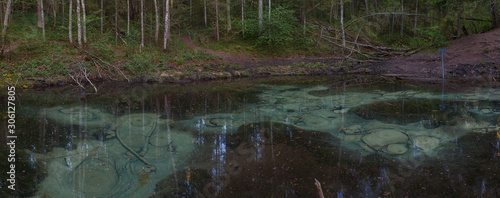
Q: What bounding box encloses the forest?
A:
[0,0,499,84]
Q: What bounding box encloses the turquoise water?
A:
[1,77,499,197]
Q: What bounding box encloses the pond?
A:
[1,76,499,197]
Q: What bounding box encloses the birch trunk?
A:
[38,0,43,27]
[258,0,262,34]
[76,0,81,48]
[164,0,170,50]
[216,0,219,41]
[154,0,159,43]
[227,0,231,32]
[41,0,46,40]
[140,0,144,49]
[204,0,207,27]
[1,0,13,55]
[69,0,72,43]
[82,0,86,43]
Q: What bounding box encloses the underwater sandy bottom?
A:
[29,84,500,197]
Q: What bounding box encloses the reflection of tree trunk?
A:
[491,0,499,28]
[1,0,13,56]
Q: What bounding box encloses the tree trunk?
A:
[154,0,159,43]
[340,0,345,48]
[100,0,103,34]
[62,0,64,26]
[1,0,13,56]
[268,0,271,23]
[38,0,43,28]
[242,0,244,38]
[189,0,192,20]
[41,0,46,40]
[216,0,219,41]
[127,0,130,35]
[365,0,368,12]
[400,0,403,39]
[53,0,57,29]
[82,0,86,43]
[141,0,144,49]
[227,0,231,32]
[204,0,207,27]
[115,0,117,45]
[258,0,262,34]
[69,0,73,43]
[76,0,81,48]
[491,0,499,28]
[414,0,418,31]
[330,0,333,24]
[164,0,170,50]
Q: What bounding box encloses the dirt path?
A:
[180,28,500,80]
[179,36,344,68]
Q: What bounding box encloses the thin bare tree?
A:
[204,0,207,27]
[140,0,144,50]
[216,0,219,41]
[69,0,73,43]
[53,0,57,29]
[82,0,86,43]
[258,0,262,34]
[1,0,13,56]
[154,0,159,43]
[227,0,231,32]
[76,0,82,48]
[40,0,46,40]
[164,0,170,50]
[127,0,130,35]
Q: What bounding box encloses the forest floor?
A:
[179,36,345,67]
[180,28,500,83]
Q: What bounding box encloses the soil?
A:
[181,28,500,80]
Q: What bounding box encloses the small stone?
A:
[344,135,362,142]
[342,125,362,134]
[385,144,408,155]
[480,109,492,114]
[412,136,440,152]
[362,130,408,150]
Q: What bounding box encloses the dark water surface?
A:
[1,76,499,197]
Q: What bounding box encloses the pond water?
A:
[1,76,499,197]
